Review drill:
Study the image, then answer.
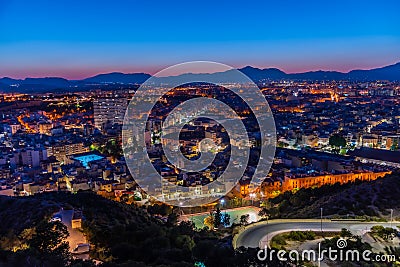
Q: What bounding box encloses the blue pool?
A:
[73,154,104,168]
[183,207,260,228]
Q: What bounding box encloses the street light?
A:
[390,209,393,228]
[320,208,323,233]
[178,202,183,215]
[220,199,225,210]
[249,193,256,206]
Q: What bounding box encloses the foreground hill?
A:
[0,192,288,267]
[267,173,400,219]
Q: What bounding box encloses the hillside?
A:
[267,173,400,219]
[0,192,289,267]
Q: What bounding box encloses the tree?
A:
[175,235,195,251]
[240,214,250,225]
[371,225,398,241]
[99,139,122,162]
[28,221,70,264]
[258,207,270,219]
[178,220,195,235]
[340,228,353,238]
[204,215,215,229]
[371,225,385,234]
[223,213,231,227]
[147,203,172,216]
[329,134,346,148]
[391,139,399,151]
[167,212,179,226]
[213,208,222,228]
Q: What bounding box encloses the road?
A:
[234,219,397,249]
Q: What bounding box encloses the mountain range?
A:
[1,62,399,93]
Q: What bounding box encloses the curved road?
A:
[234,219,396,249]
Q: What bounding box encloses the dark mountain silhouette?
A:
[0,77,69,86]
[0,77,71,93]
[239,66,287,81]
[0,77,21,86]
[154,69,255,84]
[239,62,400,82]
[83,72,151,84]
[0,62,399,93]
[23,77,70,86]
[0,82,10,91]
[348,62,400,81]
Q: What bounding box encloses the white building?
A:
[93,96,128,130]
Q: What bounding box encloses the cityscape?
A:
[1,0,400,267]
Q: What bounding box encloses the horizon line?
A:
[1,60,399,80]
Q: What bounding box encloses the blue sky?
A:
[0,0,399,78]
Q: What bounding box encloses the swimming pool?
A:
[185,207,260,228]
[73,154,104,168]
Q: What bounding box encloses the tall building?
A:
[18,147,47,167]
[93,96,128,130]
[46,142,89,164]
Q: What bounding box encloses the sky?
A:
[0,0,399,79]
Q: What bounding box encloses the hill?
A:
[82,72,151,84]
[266,173,400,219]
[0,192,288,267]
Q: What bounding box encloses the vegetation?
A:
[262,173,400,219]
[0,192,291,267]
[258,207,269,219]
[28,221,70,265]
[239,214,250,226]
[203,208,231,229]
[340,228,353,238]
[204,214,215,229]
[286,231,316,242]
[370,225,398,241]
[270,235,287,250]
[270,231,316,250]
[146,203,173,216]
[329,134,346,148]
[214,208,223,228]
[0,217,89,267]
[98,139,123,162]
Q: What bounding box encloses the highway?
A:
[234,219,397,249]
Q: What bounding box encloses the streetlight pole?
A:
[220,199,225,211]
[179,202,183,216]
[320,208,323,233]
[250,193,255,206]
[390,209,393,228]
